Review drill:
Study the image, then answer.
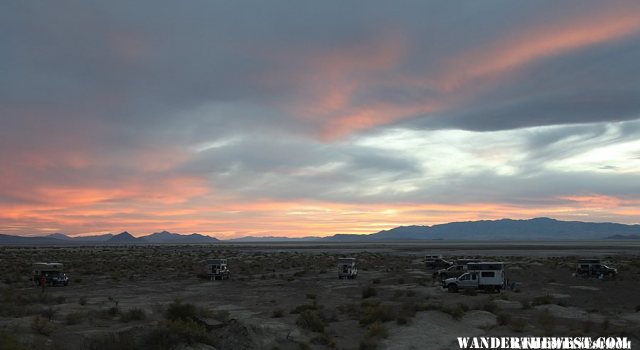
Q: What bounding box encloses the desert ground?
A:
[1,242,639,350]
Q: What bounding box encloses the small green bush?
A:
[366,322,388,339]
[41,307,57,321]
[31,315,55,336]
[497,313,511,326]
[165,300,197,321]
[509,317,527,332]
[538,310,555,335]
[360,303,395,326]
[120,308,146,322]
[480,301,498,314]
[144,319,211,349]
[416,302,466,320]
[359,337,380,350]
[532,295,554,306]
[462,288,477,296]
[362,287,377,299]
[291,304,318,314]
[311,332,335,347]
[272,309,284,318]
[65,311,85,325]
[87,332,137,350]
[0,331,27,350]
[296,310,325,333]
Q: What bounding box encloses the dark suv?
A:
[425,256,453,270]
[434,264,466,280]
[37,272,69,286]
[576,263,617,278]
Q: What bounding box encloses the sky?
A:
[1,1,640,238]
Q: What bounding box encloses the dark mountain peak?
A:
[141,231,219,243]
[46,233,71,240]
[529,217,557,222]
[149,230,175,237]
[107,231,145,243]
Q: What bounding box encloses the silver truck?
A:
[443,262,505,293]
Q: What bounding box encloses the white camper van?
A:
[206,259,230,280]
[337,258,358,279]
[443,262,504,293]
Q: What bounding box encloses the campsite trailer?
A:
[206,259,230,280]
[337,258,358,279]
[32,262,69,286]
[443,262,504,293]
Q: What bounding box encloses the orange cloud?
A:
[559,194,640,209]
[272,33,442,140]
[441,8,640,90]
[270,6,640,140]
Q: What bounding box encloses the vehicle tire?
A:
[447,284,458,293]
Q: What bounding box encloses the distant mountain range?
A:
[227,236,319,242]
[143,231,219,243]
[0,230,217,245]
[321,217,640,241]
[605,234,640,240]
[1,218,639,245]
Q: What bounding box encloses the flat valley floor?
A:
[1,242,639,350]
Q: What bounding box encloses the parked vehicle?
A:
[338,258,358,279]
[206,259,230,280]
[32,262,69,286]
[575,259,617,278]
[434,264,467,280]
[425,255,453,269]
[443,262,505,293]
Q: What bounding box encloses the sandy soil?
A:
[0,243,639,349]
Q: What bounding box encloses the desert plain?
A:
[1,241,639,350]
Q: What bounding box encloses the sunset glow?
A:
[2,1,639,238]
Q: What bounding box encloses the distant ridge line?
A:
[1,217,639,245]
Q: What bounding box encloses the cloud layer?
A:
[1,1,639,237]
